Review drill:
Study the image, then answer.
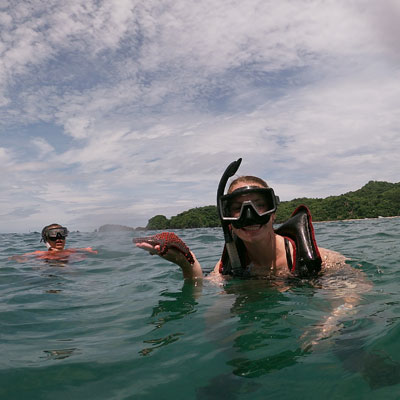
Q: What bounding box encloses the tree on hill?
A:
[146,215,169,230]
[169,206,220,229]
[143,181,400,229]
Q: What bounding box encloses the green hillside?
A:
[145,181,400,229]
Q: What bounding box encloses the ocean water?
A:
[1,218,400,400]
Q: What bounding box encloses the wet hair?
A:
[41,223,62,242]
[228,176,269,194]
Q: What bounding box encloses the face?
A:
[229,182,275,241]
[47,236,66,251]
[45,225,67,251]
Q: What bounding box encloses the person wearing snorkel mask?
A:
[10,223,97,263]
[135,158,346,281]
[215,174,293,278]
[136,161,377,375]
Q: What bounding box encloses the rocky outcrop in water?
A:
[97,224,134,232]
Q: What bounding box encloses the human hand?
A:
[82,247,98,254]
[134,232,194,264]
[135,239,194,267]
[134,232,203,279]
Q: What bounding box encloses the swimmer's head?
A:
[227,176,269,193]
[41,224,68,251]
[220,176,280,229]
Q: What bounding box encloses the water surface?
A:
[1,218,400,399]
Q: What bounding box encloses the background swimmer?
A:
[10,223,97,263]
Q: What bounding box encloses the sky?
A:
[1,0,400,233]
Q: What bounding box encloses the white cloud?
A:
[31,137,54,157]
[368,0,400,61]
[0,146,11,164]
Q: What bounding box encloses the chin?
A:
[241,225,263,232]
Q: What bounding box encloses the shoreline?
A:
[313,215,400,224]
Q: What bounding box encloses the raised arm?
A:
[134,232,203,280]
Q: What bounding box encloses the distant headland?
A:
[97,181,400,231]
[96,224,146,233]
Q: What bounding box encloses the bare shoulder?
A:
[319,248,371,289]
[317,247,372,297]
[319,247,347,270]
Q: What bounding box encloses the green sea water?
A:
[1,218,400,399]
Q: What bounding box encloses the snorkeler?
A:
[10,223,97,263]
[135,158,345,282]
[135,160,376,378]
[135,159,366,347]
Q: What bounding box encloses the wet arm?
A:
[8,251,45,262]
[304,248,371,348]
[77,247,98,254]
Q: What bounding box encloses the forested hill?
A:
[145,181,400,229]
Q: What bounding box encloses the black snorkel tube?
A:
[217,158,243,275]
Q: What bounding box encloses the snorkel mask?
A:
[219,186,279,229]
[41,225,69,243]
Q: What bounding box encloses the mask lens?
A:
[48,234,66,241]
[221,187,277,219]
[46,227,68,241]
